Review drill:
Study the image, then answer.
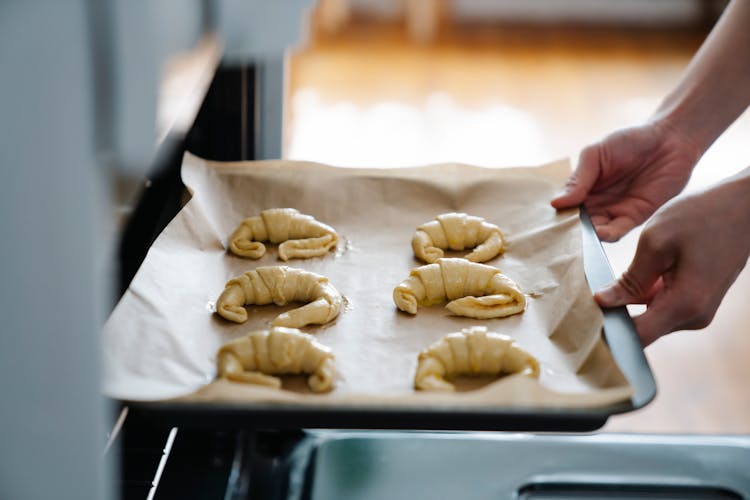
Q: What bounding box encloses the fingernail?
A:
[595,284,623,306]
[595,227,612,242]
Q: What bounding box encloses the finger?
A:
[632,292,680,347]
[550,146,602,209]
[633,313,667,347]
[595,231,675,307]
[594,215,638,242]
[637,266,721,346]
[643,277,664,303]
[598,278,663,306]
[595,282,630,308]
[589,214,611,227]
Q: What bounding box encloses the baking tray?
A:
[119,210,656,432]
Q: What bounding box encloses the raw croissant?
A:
[216,266,342,328]
[217,326,336,392]
[393,258,525,319]
[229,208,338,261]
[412,212,505,264]
[414,326,539,391]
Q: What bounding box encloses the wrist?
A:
[717,166,750,249]
[649,102,709,155]
[646,112,704,172]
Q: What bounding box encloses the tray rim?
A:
[579,209,657,411]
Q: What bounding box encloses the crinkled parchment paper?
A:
[102,153,631,408]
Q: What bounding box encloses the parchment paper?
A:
[102,153,632,408]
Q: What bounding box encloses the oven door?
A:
[115,425,750,499]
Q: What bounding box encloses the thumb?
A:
[551,146,601,209]
[595,231,676,308]
[595,281,634,308]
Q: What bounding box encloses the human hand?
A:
[552,120,702,242]
[594,169,750,346]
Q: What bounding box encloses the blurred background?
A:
[280,0,750,433]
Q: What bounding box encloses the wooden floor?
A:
[286,21,750,434]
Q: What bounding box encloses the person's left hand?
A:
[595,168,750,346]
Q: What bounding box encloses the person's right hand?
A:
[594,168,750,346]
[551,120,703,242]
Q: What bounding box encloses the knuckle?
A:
[580,144,597,157]
[638,229,666,255]
[691,313,714,330]
[677,299,701,319]
[619,271,646,299]
[578,145,599,168]
[691,298,716,328]
[676,295,715,329]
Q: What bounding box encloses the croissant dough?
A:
[414,326,539,391]
[412,212,506,264]
[229,208,338,261]
[393,258,526,319]
[217,326,336,392]
[216,266,342,328]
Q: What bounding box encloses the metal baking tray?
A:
[120,210,656,432]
